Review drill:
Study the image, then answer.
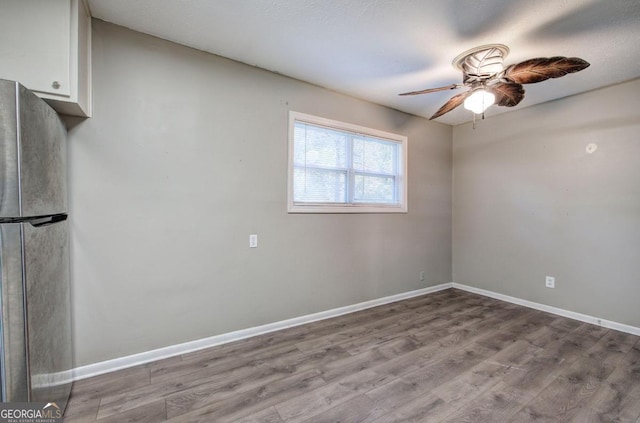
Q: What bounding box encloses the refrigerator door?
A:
[0,218,71,408]
[0,79,67,218]
[0,222,29,401]
[24,218,71,407]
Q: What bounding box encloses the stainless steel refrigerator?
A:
[0,79,71,409]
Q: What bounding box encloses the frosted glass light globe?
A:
[463,90,495,114]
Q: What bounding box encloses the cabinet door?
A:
[0,0,71,97]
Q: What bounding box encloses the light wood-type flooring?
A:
[64,289,640,422]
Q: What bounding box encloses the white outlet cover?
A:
[545,276,555,288]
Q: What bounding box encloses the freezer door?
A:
[0,80,21,218]
[0,219,71,408]
[0,79,67,218]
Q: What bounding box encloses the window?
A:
[288,111,407,213]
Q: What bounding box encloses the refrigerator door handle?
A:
[28,214,67,228]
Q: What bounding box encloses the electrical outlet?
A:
[419,271,425,281]
[249,234,258,248]
[545,276,555,288]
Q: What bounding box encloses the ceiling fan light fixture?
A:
[463,89,495,114]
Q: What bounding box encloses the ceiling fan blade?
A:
[399,84,462,96]
[503,56,590,84]
[487,82,525,107]
[430,90,471,119]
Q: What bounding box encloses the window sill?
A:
[288,203,408,214]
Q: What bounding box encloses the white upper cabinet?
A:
[0,0,92,117]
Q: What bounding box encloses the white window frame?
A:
[288,111,408,213]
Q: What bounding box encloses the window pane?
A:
[289,112,406,212]
[352,136,397,174]
[354,174,395,203]
[294,122,348,169]
[294,167,347,203]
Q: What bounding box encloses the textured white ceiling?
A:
[87,0,640,125]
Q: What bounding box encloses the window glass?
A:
[289,112,407,213]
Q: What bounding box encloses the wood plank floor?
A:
[64,289,640,422]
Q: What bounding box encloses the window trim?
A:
[288,111,408,214]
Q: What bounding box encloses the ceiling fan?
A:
[399,44,590,120]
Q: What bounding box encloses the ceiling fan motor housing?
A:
[453,44,510,85]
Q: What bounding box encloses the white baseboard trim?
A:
[72,283,453,381]
[452,283,640,337]
[73,281,640,381]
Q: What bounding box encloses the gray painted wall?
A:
[65,21,453,366]
[453,79,640,328]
